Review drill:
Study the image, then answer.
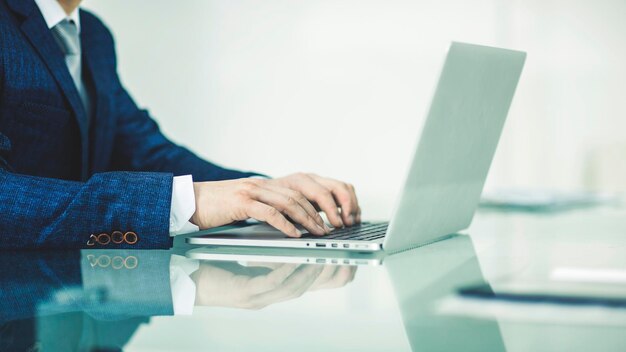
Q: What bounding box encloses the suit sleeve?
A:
[0,167,173,250]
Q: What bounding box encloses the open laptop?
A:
[187,42,526,253]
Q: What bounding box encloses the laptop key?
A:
[299,222,389,241]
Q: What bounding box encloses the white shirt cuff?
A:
[169,254,200,315]
[169,175,199,236]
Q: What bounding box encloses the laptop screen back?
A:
[384,42,526,253]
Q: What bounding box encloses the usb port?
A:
[315,243,326,247]
[331,243,338,248]
[343,244,350,248]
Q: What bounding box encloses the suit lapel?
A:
[6,0,90,179]
[81,14,110,176]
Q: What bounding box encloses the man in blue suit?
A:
[0,0,361,249]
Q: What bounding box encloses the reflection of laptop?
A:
[383,235,506,351]
[186,245,386,266]
[185,235,506,351]
[187,42,526,253]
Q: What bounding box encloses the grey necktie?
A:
[51,19,91,118]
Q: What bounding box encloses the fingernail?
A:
[295,229,302,237]
[316,224,325,234]
[348,215,355,226]
[324,224,332,233]
[336,211,344,227]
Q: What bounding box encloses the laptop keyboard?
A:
[301,222,388,241]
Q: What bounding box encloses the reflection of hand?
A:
[309,265,357,291]
[191,262,357,310]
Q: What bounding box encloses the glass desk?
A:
[2,205,626,351]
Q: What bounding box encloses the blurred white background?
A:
[82,0,626,219]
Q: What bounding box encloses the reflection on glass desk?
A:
[2,206,626,351]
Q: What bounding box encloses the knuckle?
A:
[266,207,280,217]
[242,198,256,208]
[236,190,254,201]
[337,268,351,281]
[320,189,333,200]
[294,192,307,203]
[240,180,258,192]
[241,301,263,310]
[286,291,302,300]
[235,190,250,201]
[266,277,282,289]
[285,197,298,208]
[299,172,314,180]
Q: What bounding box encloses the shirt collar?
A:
[34,0,81,33]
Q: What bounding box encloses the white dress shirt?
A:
[35,0,199,314]
[34,0,80,31]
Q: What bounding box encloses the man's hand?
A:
[269,173,361,228]
[190,173,360,237]
[192,262,357,309]
[190,178,329,237]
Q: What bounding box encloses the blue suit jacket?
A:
[0,0,259,249]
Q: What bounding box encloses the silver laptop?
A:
[187,42,526,253]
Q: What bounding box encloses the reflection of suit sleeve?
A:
[0,250,82,324]
[75,249,175,319]
[0,250,175,351]
[0,249,175,324]
[36,312,148,352]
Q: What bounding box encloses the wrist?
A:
[190,182,201,227]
